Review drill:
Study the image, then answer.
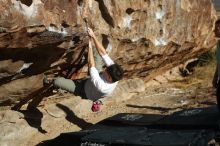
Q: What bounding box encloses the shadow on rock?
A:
[36,104,93,146]
[19,108,47,134]
[36,131,82,146]
[11,84,54,110]
[0,44,66,86]
[56,103,93,129]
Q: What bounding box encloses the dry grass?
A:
[172,50,216,89]
[186,60,216,87]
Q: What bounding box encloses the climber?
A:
[212,19,220,111]
[50,27,124,112]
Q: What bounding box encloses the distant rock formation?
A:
[0,0,217,104]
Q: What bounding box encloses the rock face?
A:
[0,0,217,104]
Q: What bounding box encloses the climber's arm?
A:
[88,39,95,68]
[87,27,107,56]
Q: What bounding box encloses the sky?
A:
[213,0,220,11]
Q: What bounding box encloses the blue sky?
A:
[213,0,220,10]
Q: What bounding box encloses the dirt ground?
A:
[28,77,217,145]
[5,56,214,146]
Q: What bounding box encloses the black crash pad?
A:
[98,113,165,126]
[81,127,215,146]
[38,106,220,146]
[156,106,220,129]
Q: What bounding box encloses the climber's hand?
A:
[87,27,95,38]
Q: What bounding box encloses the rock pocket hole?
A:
[158,4,163,10]
[77,0,83,6]
[126,8,135,15]
[50,24,58,29]
[61,21,70,28]
[159,29,163,36]
[95,0,115,28]
[102,34,109,49]
[20,0,33,7]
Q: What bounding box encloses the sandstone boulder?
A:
[0,0,217,104]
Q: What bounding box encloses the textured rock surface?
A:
[0,78,145,146]
[0,0,217,104]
